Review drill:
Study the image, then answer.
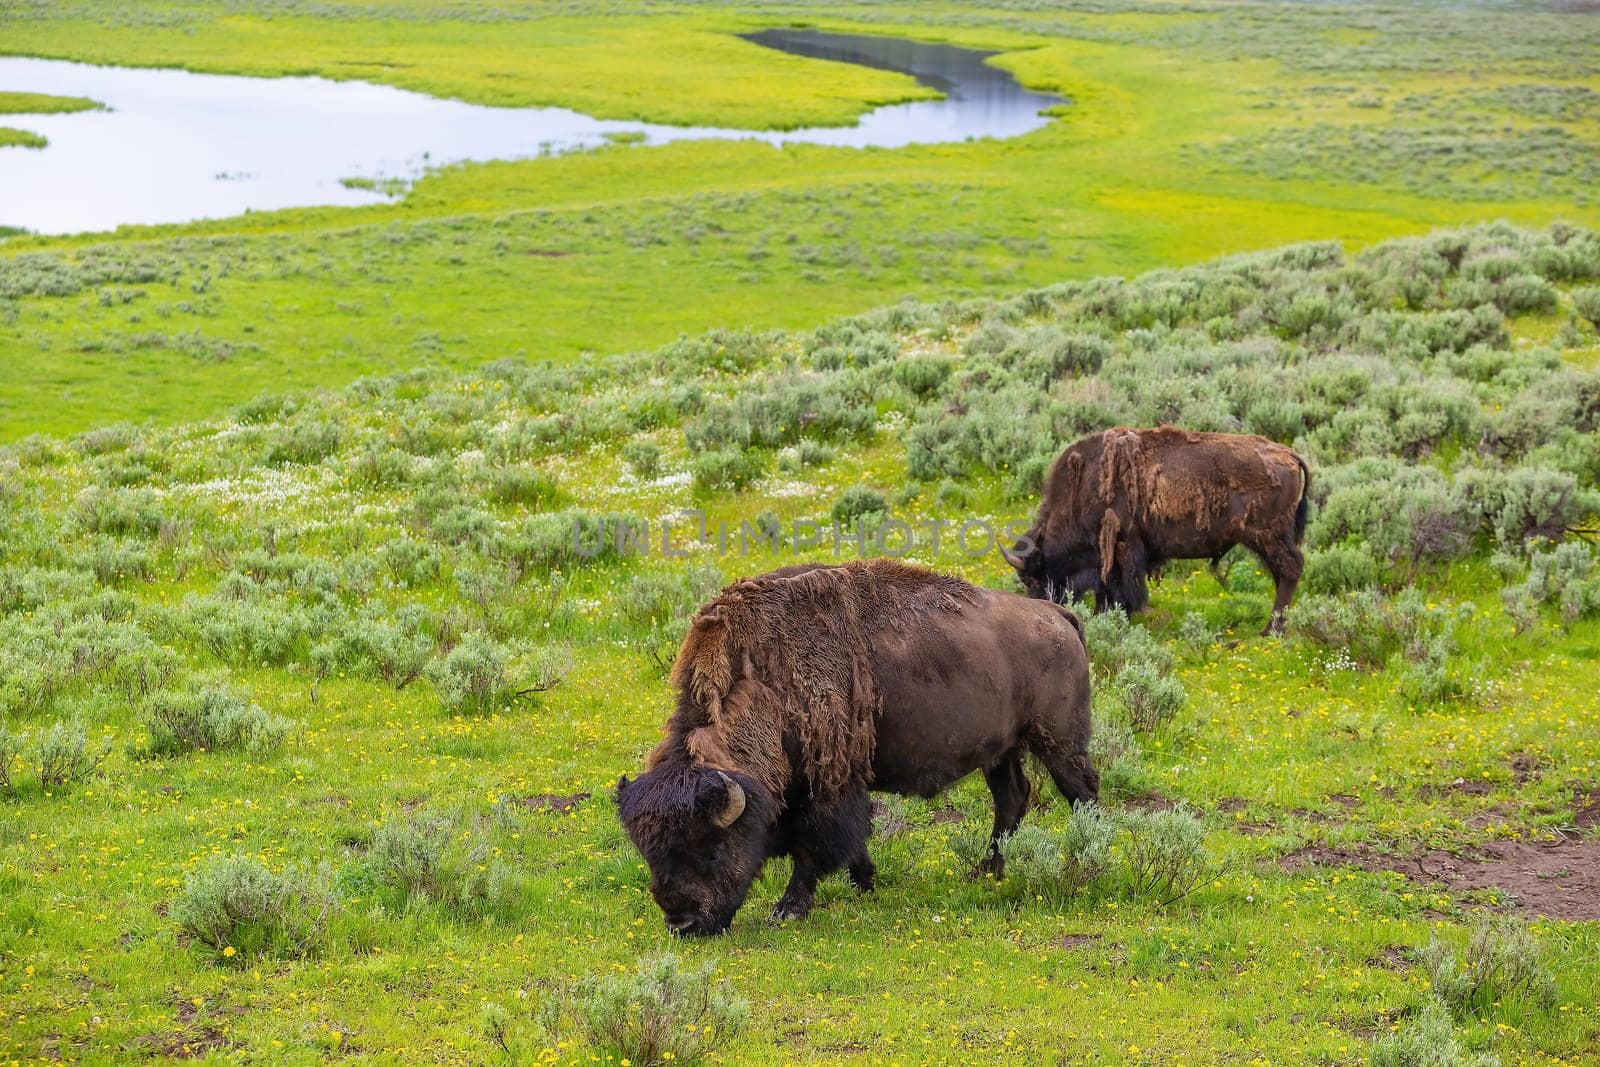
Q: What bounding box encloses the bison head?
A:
[1002,539,1098,603]
[616,764,777,936]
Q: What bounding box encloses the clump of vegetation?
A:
[1116,661,1187,731]
[999,804,1116,903]
[1117,805,1214,905]
[1420,918,1558,1019]
[35,719,108,789]
[0,723,21,796]
[365,810,522,920]
[691,448,763,493]
[621,438,662,478]
[525,954,749,1067]
[426,633,511,715]
[1369,1001,1499,1067]
[171,854,330,962]
[139,686,296,757]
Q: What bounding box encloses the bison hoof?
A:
[772,899,812,923]
[967,858,1004,881]
[848,861,876,892]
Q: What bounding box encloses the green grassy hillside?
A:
[3,223,1599,1065]
[2,0,1597,438]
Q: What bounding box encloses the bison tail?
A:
[1292,454,1311,546]
[1048,601,1085,646]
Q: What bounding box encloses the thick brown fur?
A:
[660,558,976,805]
[1011,425,1310,632]
[620,559,1096,935]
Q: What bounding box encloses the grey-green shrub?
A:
[366,811,520,920]
[536,954,749,1067]
[621,438,662,478]
[999,804,1116,902]
[1082,607,1175,677]
[141,687,296,757]
[0,723,21,796]
[1302,545,1381,594]
[1088,714,1145,801]
[1117,805,1211,904]
[36,719,108,789]
[1420,918,1558,1019]
[1567,285,1600,330]
[690,448,762,493]
[427,633,510,715]
[1369,1001,1499,1067]
[1504,540,1600,624]
[1116,661,1186,731]
[170,854,328,961]
[831,486,889,529]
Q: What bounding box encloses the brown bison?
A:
[1003,426,1310,633]
[617,559,1095,936]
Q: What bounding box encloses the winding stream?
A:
[0,30,1061,235]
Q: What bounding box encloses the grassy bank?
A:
[2,223,1599,1064]
[1,1,1597,439]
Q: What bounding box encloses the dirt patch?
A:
[1327,793,1360,809]
[1419,778,1494,799]
[930,808,966,824]
[1508,751,1547,785]
[870,799,910,838]
[517,792,589,814]
[1124,791,1176,813]
[524,249,574,258]
[1058,933,1101,950]
[1367,945,1412,971]
[134,1029,232,1059]
[1573,793,1600,830]
[1216,797,1249,814]
[1281,840,1600,921]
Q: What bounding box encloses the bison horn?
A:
[1000,543,1035,570]
[712,772,746,828]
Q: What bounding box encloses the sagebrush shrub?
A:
[170,854,329,961]
[1369,1001,1499,1067]
[1572,286,1600,330]
[535,954,749,1067]
[1117,806,1212,904]
[1504,540,1600,624]
[0,723,21,796]
[1302,545,1381,595]
[366,811,520,919]
[831,486,889,528]
[1116,661,1186,731]
[141,687,296,757]
[621,438,662,478]
[1000,804,1116,902]
[36,719,108,789]
[1420,918,1557,1019]
[426,633,510,715]
[1082,607,1175,676]
[690,448,763,493]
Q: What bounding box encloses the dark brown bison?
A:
[616,558,1095,936]
[1003,426,1310,633]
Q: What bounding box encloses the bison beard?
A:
[1005,426,1310,633]
[617,559,1096,935]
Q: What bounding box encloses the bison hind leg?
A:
[971,750,1030,881]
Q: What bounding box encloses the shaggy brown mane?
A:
[660,559,976,805]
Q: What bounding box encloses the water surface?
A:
[0,30,1061,235]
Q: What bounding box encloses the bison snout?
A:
[665,912,728,937]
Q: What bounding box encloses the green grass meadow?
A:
[2,2,1600,1065]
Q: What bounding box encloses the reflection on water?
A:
[0,30,1061,235]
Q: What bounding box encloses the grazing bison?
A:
[617,558,1095,936]
[1003,426,1310,633]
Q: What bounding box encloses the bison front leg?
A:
[773,791,871,923]
[971,750,1029,880]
